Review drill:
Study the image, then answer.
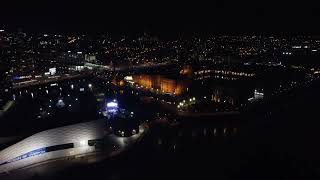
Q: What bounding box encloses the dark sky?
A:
[1,0,320,34]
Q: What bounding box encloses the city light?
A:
[2,23,320,178]
[106,100,119,114]
[107,102,118,108]
[56,99,65,108]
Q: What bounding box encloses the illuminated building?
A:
[248,89,264,102]
[132,75,186,95]
[106,100,119,114]
[0,120,105,173]
[112,77,125,86]
[194,69,255,80]
[179,65,193,76]
[85,54,97,63]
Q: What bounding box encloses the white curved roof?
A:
[0,120,105,164]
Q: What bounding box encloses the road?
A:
[13,74,84,89]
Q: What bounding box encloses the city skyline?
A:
[2,1,320,179]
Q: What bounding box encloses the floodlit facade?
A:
[0,120,105,173]
[132,74,186,95]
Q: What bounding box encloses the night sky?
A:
[1,0,320,34]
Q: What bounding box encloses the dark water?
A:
[31,80,320,180]
[2,76,320,179]
[0,77,170,136]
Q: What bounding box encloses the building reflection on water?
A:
[150,118,242,153]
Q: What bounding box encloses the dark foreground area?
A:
[22,80,320,180]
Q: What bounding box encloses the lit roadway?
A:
[13,74,85,89]
[13,61,172,89]
[93,61,172,72]
[0,124,148,180]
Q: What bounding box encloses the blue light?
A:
[5,148,46,164]
[13,76,21,80]
[106,101,118,114]
[107,102,118,108]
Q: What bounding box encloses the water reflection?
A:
[150,118,241,154]
[2,77,167,136]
